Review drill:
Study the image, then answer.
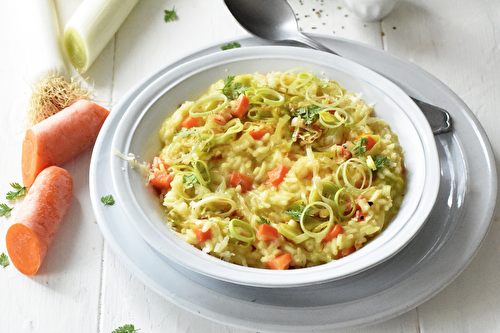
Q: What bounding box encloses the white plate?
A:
[89,35,497,331]
[108,45,439,287]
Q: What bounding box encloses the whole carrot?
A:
[22,99,109,187]
[6,166,73,275]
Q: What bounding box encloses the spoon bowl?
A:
[223,0,337,54]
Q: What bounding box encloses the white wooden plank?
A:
[0,0,111,332]
[289,0,385,48]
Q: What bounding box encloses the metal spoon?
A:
[223,0,452,134]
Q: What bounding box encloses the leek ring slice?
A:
[229,219,256,244]
[189,93,228,117]
[300,201,334,239]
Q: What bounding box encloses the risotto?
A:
[148,69,406,270]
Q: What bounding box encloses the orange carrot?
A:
[356,133,376,151]
[249,127,268,140]
[268,164,289,187]
[181,115,203,129]
[229,172,253,193]
[257,223,279,241]
[6,166,73,275]
[22,99,109,187]
[149,157,173,190]
[231,94,250,118]
[266,253,292,270]
[150,172,173,190]
[207,108,233,126]
[337,245,356,259]
[194,227,212,243]
[322,224,345,243]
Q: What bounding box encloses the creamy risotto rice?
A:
[148,69,406,270]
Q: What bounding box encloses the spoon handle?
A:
[295,33,340,56]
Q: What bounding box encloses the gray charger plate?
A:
[89,35,497,331]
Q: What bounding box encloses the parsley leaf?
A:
[183,174,198,189]
[220,76,249,100]
[0,253,9,268]
[258,215,271,225]
[6,182,27,200]
[112,324,140,333]
[285,202,311,222]
[373,155,391,171]
[221,42,241,50]
[293,105,322,124]
[164,7,178,22]
[0,203,13,217]
[101,195,115,206]
[353,137,368,156]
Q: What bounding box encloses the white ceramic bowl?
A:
[109,46,440,288]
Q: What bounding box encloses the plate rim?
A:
[89,34,497,331]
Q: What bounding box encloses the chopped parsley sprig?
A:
[373,155,391,171]
[101,195,115,206]
[353,137,368,156]
[221,42,241,50]
[164,8,178,22]
[112,324,140,333]
[0,253,9,268]
[0,203,13,217]
[285,202,312,222]
[292,105,322,125]
[220,76,249,100]
[6,182,27,200]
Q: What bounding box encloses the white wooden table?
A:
[1,1,499,332]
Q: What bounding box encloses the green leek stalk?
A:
[63,0,139,74]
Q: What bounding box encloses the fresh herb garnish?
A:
[112,324,140,333]
[0,253,9,268]
[220,76,249,100]
[353,137,368,156]
[6,182,27,200]
[164,7,178,22]
[183,174,198,189]
[285,202,311,222]
[0,203,13,217]
[221,42,241,50]
[101,195,115,206]
[373,154,391,171]
[293,105,322,124]
[258,215,271,225]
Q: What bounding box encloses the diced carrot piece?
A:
[207,109,233,126]
[337,245,356,259]
[356,133,376,151]
[249,127,268,140]
[229,172,253,193]
[268,164,289,187]
[181,115,203,129]
[194,227,212,243]
[22,100,109,187]
[150,172,173,190]
[6,166,73,275]
[149,157,173,190]
[231,94,250,118]
[322,224,345,243]
[257,223,279,241]
[266,253,293,270]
